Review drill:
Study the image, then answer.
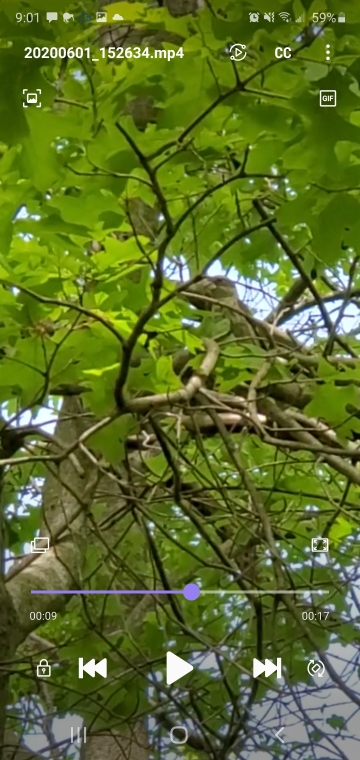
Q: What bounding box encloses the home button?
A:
[170,726,188,745]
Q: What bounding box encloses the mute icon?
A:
[78,657,107,679]
[253,657,282,679]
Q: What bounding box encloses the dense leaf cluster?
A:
[0,1,360,759]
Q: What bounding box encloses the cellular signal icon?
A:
[296,13,305,22]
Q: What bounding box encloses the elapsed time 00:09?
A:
[30,611,57,621]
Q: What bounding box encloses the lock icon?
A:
[37,659,51,677]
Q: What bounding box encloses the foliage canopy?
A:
[0,1,360,759]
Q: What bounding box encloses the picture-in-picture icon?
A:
[30,535,49,551]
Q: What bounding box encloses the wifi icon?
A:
[279,12,291,21]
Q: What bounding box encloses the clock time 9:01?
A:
[16,13,39,23]
[30,611,57,621]
[302,611,329,621]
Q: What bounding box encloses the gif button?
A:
[320,90,336,107]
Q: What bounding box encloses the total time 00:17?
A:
[24,46,185,60]
[302,610,329,621]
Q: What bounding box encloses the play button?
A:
[229,43,247,62]
[166,652,193,685]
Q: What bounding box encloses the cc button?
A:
[275,46,292,58]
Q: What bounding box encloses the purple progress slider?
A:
[31,583,201,600]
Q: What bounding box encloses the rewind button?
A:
[78,657,107,678]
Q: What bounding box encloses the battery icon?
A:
[338,12,346,22]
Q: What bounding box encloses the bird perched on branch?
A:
[181,276,302,356]
[181,276,259,343]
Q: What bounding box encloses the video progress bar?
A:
[30,584,329,599]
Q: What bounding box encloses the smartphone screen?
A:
[1,2,360,759]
